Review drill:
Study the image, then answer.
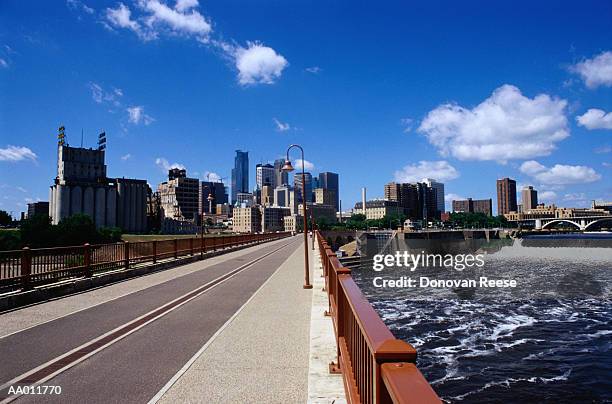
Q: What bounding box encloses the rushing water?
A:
[351,233,612,403]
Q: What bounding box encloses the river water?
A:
[350,233,612,403]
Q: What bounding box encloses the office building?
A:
[422,178,445,214]
[318,172,339,212]
[256,163,276,189]
[158,168,199,222]
[199,181,227,214]
[27,201,49,218]
[236,192,255,207]
[261,185,275,206]
[384,182,419,218]
[261,206,291,232]
[314,188,336,206]
[521,186,538,211]
[298,203,337,222]
[274,158,289,187]
[231,150,249,204]
[452,198,493,216]
[232,206,262,233]
[497,177,517,215]
[294,172,313,204]
[353,200,402,220]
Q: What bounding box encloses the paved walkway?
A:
[155,240,313,403]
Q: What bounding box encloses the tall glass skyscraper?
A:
[294,172,313,204]
[231,150,249,204]
[318,172,339,212]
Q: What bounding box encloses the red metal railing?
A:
[0,232,290,291]
[316,230,441,404]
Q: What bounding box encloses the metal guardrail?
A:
[316,230,441,404]
[0,233,291,292]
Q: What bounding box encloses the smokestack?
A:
[362,187,367,212]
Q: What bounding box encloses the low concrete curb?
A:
[307,235,346,403]
[0,239,281,312]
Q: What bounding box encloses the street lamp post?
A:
[282,144,313,289]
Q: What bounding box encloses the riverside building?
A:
[49,131,148,232]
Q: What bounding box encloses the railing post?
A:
[190,238,194,256]
[153,240,157,264]
[21,247,31,290]
[173,239,178,259]
[124,241,130,269]
[200,235,205,258]
[84,243,91,278]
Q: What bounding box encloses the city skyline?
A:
[1,1,611,217]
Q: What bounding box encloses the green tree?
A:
[20,214,55,248]
[56,214,100,246]
[0,210,12,226]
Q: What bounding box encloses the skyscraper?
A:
[497,177,517,215]
[256,163,276,189]
[422,178,445,214]
[274,158,289,186]
[318,172,339,212]
[231,150,249,204]
[294,172,313,204]
[521,186,538,211]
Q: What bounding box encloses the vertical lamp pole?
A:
[282,144,313,289]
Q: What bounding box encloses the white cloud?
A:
[305,66,321,74]
[400,118,413,133]
[273,118,290,132]
[140,0,211,41]
[576,108,612,130]
[570,51,612,89]
[563,192,587,201]
[234,42,288,85]
[121,153,131,161]
[294,159,314,171]
[106,3,152,40]
[89,82,122,106]
[594,145,611,154]
[418,84,569,162]
[127,106,155,125]
[102,2,287,86]
[67,0,94,14]
[155,157,185,172]
[445,193,466,202]
[0,58,8,68]
[203,171,222,182]
[394,160,459,183]
[106,0,210,42]
[539,191,557,202]
[175,0,198,12]
[0,146,37,162]
[520,160,601,185]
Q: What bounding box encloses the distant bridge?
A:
[534,216,612,230]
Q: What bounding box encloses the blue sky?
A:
[0,0,611,217]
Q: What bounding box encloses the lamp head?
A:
[281,160,295,172]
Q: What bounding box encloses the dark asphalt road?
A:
[0,236,300,403]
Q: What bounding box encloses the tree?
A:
[56,214,100,246]
[0,210,12,226]
[20,214,55,248]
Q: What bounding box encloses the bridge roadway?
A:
[0,235,312,403]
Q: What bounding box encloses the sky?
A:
[0,0,611,217]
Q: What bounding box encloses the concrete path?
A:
[154,238,313,403]
[0,237,302,403]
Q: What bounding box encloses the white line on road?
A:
[0,239,296,404]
